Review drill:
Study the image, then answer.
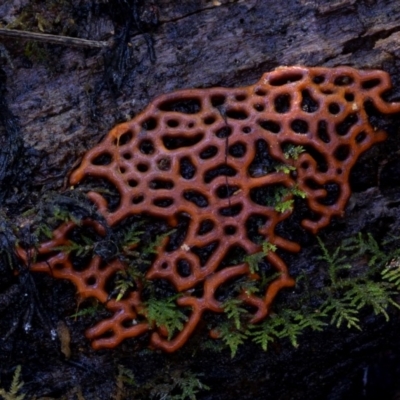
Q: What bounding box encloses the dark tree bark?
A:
[1,1,400,399]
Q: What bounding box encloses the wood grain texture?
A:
[2,1,400,399]
[2,0,400,190]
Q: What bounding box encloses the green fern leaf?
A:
[321,298,360,330]
[222,299,248,330]
[344,282,399,320]
[218,323,249,357]
[274,199,294,213]
[121,223,144,249]
[283,144,305,160]
[292,311,327,332]
[244,252,264,274]
[170,371,210,400]
[145,296,187,340]
[144,229,176,255]
[0,365,25,400]
[262,241,277,255]
[249,321,280,351]
[382,259,400,289]
[291,186,307,199]
[274,164,296,174]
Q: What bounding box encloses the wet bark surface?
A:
[1,0,400,399]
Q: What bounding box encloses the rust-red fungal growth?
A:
[24,67,400,351]
[16,220,150,350]
[17,221,119,303]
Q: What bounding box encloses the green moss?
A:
[0,366,25,400]
[213,233,400,357]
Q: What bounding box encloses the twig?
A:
[0,28,110,49]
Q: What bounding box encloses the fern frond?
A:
[244,251,264,274]
[222,299,248,329]
[292,311,327,332]
[274,199,294,213]
[143,229,176,255]
[344,281,399,320]
[249,308,326,352]
[33,223,53,239]
[170,371,210,400]
[53,206,77,223]
[271,312,304,347]
[218,323,249,357]
[114,264,144,301]
[283,144,305,160]
[361,233,388,267]
[321,297,360,330]
[249,320,280,351]
[0,365,25,400]
[69,303,100,319]
[382,259,400,289]
[121,224,144,249]
[55,239,93,256]
[115,279,135,302]
[262,241,277,255]
[317,237,348,266]
[342,233,389,267]
[117,364,136,387]
[145,296,187,340]
[316,237,352,286]
[274,164,296,174]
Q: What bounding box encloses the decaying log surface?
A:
[1,0,400,399]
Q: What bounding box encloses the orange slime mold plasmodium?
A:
[23,67,400,352]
